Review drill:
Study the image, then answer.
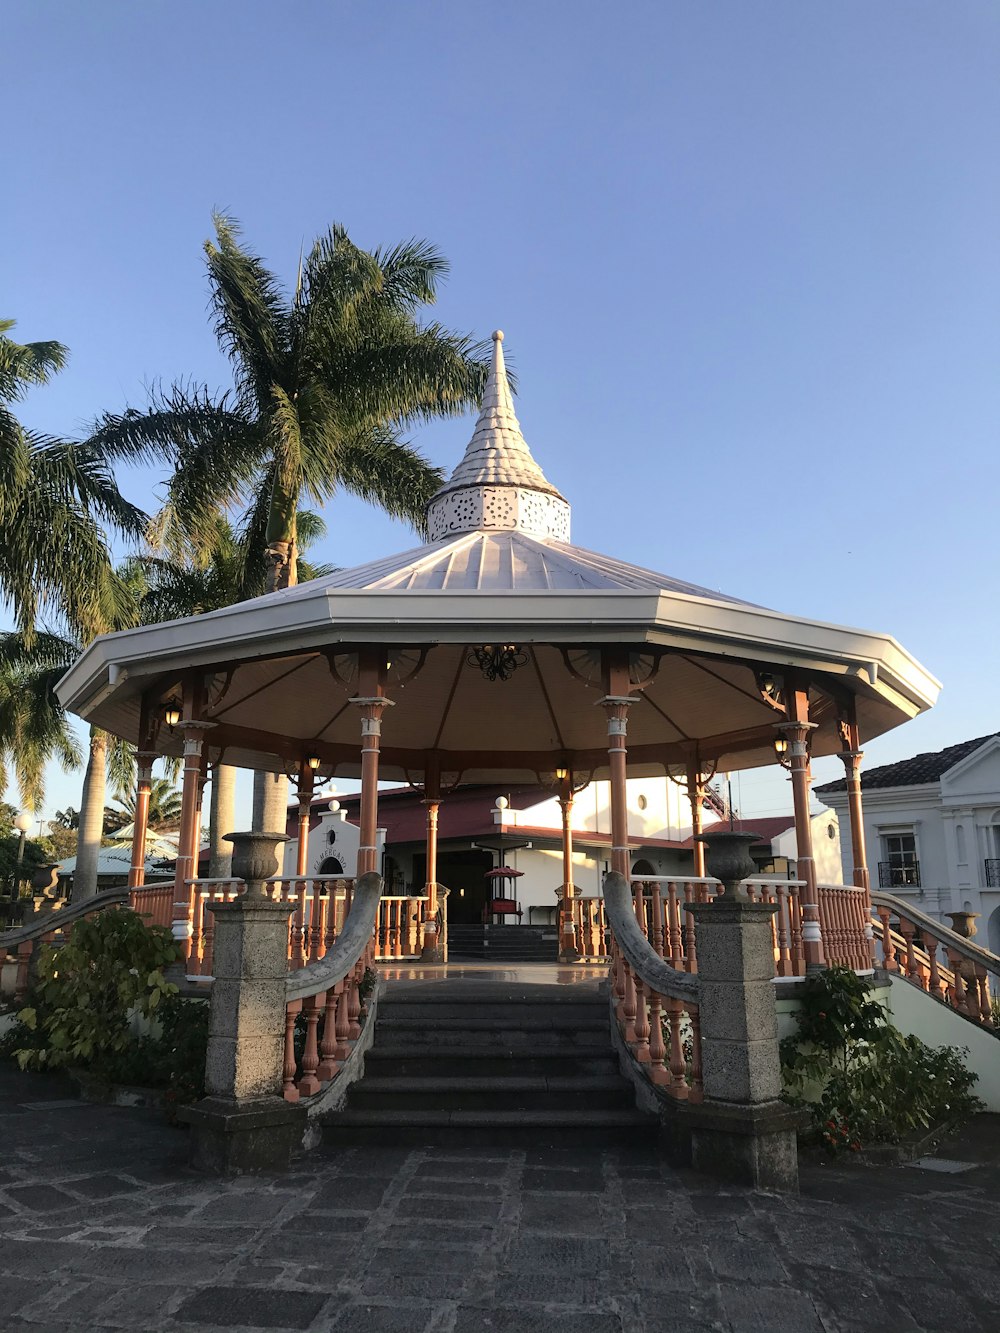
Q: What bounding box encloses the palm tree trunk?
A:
[208,762,237,878]
[265,485,298,591]
[252,771,290,874]
[73,727,108,901]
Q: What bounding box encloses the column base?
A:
[420,943,444,964]
[558,948,581,964]
[179,1095,306,1175]
[684,1099,807,1193]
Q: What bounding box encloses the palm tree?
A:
[88,216,490,590]
[112,776,183,831]
[0,320,145,639]
[124,509,334,869]
[0,630,139,898]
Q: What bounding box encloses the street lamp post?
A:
[12,811,33,896]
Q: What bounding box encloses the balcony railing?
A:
[878,861,920,889]
[985,859,1000,888]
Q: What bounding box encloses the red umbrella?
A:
[484,866,524,878]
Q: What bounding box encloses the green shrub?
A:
[14,907,180,1076]
[781,966,983,1154]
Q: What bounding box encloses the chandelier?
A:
[467,644,529,682]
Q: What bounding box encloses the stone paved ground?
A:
[0,1066,998,1333]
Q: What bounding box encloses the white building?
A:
[815,733,1000,951]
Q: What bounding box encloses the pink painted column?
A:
[421,771,442,960]
[838,748,871,896]
[776,708,825,971]
[172,718,214,968]
[686,759,707,879]
[295,763,315,878]
[351,656,392,877]
[128,750,156,890]
[557,776,580,961]
[600,655,635,880]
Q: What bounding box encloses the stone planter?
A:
[945,911,980,940]
[227,830,289,899]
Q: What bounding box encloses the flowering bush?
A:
[781,967,982,1155]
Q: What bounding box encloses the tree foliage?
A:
[89,217,490,588]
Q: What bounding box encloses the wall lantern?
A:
[163,703,181,728]
[773,735,791,768]
[306,753,323,771]
[467,643,528,682]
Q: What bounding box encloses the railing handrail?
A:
[627,874,808,889]
[818,882,866,892]
[0,887,129,951]
[603,871,698,1002]
[871,889,1000,978]
[285,872,383,1003]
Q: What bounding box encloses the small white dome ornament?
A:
[494,796,509,811]
[328,799,341,813]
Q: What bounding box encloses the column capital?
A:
[839,748,864,768]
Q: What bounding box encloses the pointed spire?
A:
[426,329,571,542]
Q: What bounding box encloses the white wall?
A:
[885,973,1000,1112]
[772,810,844,885]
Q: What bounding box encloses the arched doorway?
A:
[319,856,343,876]
[631,858,656,879]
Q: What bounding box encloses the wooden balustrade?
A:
[281,871,384,1104]
[870,889,998,1029]
[570,876,872,983]
[603,872,703,1105]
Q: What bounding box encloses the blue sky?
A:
[4,1,999,826]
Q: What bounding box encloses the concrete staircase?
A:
[322,978,655,1145]
[447,923,558,961]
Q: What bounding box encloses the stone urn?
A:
[945,910,980,940]
[696,831,758,902]
[29,862,61,898]
[226,831,289,900]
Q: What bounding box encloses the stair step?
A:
[377,1002,603,1024]
[326,1107,654,1129]
[364,1051,620,1078]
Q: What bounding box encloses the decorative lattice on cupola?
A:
[426,330,572,542]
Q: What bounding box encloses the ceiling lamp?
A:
[467,644,528,682]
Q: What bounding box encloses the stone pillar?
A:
[683,830,805,1191]
[181,831,305,1173]
[776,713,825,971]
[128,750,155,890]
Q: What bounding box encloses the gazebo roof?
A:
[57,328,940,783]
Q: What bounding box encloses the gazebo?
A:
[58,329,939,973]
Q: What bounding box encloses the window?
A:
[879,833,919,888]
[637,794,648,811]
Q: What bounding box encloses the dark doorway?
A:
[432,849,493,924]
[319,856,343,875]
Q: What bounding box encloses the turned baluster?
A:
[926,937,943,998]
[633,880,647,943]
[376,900,388,958]
[187,889,206,977]
[683,886,697,972]
[775,884,791,977]
[347,962,362,1038]
[633,977,651,1063]
[621,958,638,1042]
[665,997,688,1101]
[296,993,324,1097]
[393,900,404,959]
[324,890,338,951]
[316,987,341,1079]
[981,970,997,1018]
[646,988,669,1085]
[332,980,351,1059]
[292,882,307,969]
[282,1000,301,1102]
[664,884,680,965]
[877,907,896,970]
[611,939,626,1013]
[788,885,804,975]
[687,1004,703,1103]
[648,883,665,957]
[898,919,921,985]
[201,893,217,977]
[306,882,320,962]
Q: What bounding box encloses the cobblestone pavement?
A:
[0,1066,997,1332]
